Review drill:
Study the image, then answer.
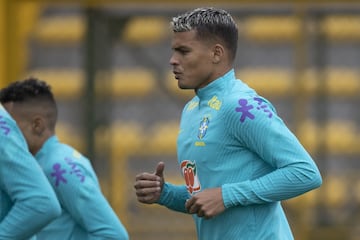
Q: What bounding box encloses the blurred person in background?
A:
[0,93,60,239]
[134,7,322,240]
[0,78,129,240]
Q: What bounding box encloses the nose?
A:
[169,53,178,66]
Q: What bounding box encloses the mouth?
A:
[173,71,181,80]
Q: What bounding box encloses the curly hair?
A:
[0,77,58,130]
[0,77,56,104]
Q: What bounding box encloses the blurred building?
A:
[1,1,360,239]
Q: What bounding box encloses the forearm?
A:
[86,227,128,240]
[58,174,129,240]
[225,103,322,208]
[158,182,190,213]
[0,148,60,238]
[222,161,322,208]
[83,218,129,240]
[78,201,129,240]
[0,195,60,239]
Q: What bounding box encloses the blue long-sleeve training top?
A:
[0,104,61,240]
[35,135,129,240]
[159,69,322,240]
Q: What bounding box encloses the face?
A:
[170,30,217,90]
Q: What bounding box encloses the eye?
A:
[180,49,191,56]
[174,47,190,56]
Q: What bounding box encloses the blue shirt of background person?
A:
[0,103,60,240]
[0,78,129,240]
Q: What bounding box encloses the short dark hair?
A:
[0,77,57,129]
[171,7,238,61]
[0,77,56,104]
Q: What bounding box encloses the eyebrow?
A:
[172,45,192,51]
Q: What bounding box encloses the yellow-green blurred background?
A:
[1,0,360,239]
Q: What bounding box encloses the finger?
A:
[137,194,159,204]
[185,198,193,212]
[135,186,161,196]
[134,179,160,189]
[186,198,200,214]
[154,162,165,178]
[197,209,205,218]
[135,173,161,182]
[189,204,200,215]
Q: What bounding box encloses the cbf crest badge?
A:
[181,160,201,194]
[198,117,209,139]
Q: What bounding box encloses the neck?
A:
[32,130,54,155]
[213,65,233,80]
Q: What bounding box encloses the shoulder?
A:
[40,139,93,177]
[183,96,199,112]
[42,146,96,189]
[223,85,278,127]
[0,109,28,151]
[0,108,21,138]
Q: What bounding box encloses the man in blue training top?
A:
[0,101,61,239]
[0,78,129,240]
[134,7,322,240]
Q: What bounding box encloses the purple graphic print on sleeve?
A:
[254,97,273,118]
[64,157,85,183]
[50,157,86,187]
[51,163,67,187]
[0,115,10,135]
[235,98,274,123]
[235,99,255,123]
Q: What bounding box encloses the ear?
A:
[212,44,225,64]
[32,116,46,136]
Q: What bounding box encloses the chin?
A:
[178,82,191,90]
[178,85,192,90]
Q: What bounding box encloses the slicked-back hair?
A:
[0,77,57,129]
[171,7,238,62]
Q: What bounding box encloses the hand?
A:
[134,162,165,204]
[185,187,225,219]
